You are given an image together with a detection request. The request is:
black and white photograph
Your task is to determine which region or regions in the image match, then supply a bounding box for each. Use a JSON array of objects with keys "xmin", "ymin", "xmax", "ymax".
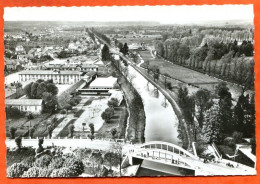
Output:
[{"xmin": 4, "ymin": 5, "xmax": 256, "ymax": 177}]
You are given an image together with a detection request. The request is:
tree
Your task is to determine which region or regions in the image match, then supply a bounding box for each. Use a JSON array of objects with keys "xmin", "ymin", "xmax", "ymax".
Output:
[
  {"xmin": 24, "ymin": 82, "xmax": 33, "ymax": 98},
  {"xmin": 47, "ymin": 125, "xmax": 53, "ymax": 139},
  {"xmin": 121, "ymin": 43, "xmax": 129, "ymax": 55},
  {"xmin": 46, "ymin": 83, "xmax": 58, "ymax": 95},
  {"xmin": 110, "ymin": 128, "xmax": 117, "ymax": 139},
  {"xmin": 108, "ymin": 98, "xmax": 119, "ymax": 107},
  {"xmin": 68, "ymin": 124, "xmax": 75, "ymax": 138},
  {"xmin": 15, "ymin": 136, "xmax": 22, "ymax": 149},
  {"xmin": 101, "ymin": 111, "xmax": 110, "ymax": 123},
  {"xmin": 110, "ymin": 142, "xmax": 123, "ymax": 176},
  {"xmin": 42, "ymin": 92, "xmax": 58, "ymax": 113},
  {"xmin": 29, "ymin": 127, "xmax": 36, "ymax": 138},
  {"xmin": 216, "ymin": 82, "xmax": 233, "ymax": 138},
  {"xmin": 89, "ymin": 123, "xmax": 95, "ymax": 140},
  {"xmin": 89, "ymin": 151, "xmax": 104, "ymax": 176},
  {"xmin": 194, "ymin": 89, "xmax": 212, "ymax": 128},
  {"xmin": 101, "ymin": 44, "xmax": 110, "ymax": 61},
  {"xmin": 9, "ymin": 126, "xmax": 17, "ymax": 139},
  {"xmin": 201, "ymin": 103, "xmax": 222, "ymax": 143},
  {"xmin": 60, "ymin": 109, "xmax": 67, "ymax": 117}
]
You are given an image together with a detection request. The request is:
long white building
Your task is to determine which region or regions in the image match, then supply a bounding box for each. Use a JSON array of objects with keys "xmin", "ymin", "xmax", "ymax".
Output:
[
  {"xmin": 5, "ymin": 99, "xmax": 43, "ymax": 114},
  {"xmin": 19, "ymin": 70, "xmax": 81, "ymax": 84}
]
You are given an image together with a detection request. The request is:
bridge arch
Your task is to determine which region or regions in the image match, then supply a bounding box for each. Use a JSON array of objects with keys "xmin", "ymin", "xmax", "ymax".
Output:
[{"xmin": 139, "ymin": 141, "xmax": 197, "ymax": 159}]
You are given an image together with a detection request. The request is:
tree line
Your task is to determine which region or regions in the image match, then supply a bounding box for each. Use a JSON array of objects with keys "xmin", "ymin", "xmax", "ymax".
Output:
[{"xmin": 155, "ymin": 35, "xmax": 254, "ymax": 90}]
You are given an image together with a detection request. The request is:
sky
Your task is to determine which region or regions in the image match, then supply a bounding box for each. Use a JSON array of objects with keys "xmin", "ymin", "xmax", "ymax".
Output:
[{"xmin": 4, "ymin": 5, "xmax": 254, "ymax": 24}]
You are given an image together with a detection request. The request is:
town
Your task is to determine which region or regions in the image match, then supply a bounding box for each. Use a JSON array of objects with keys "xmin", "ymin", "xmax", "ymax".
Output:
[{"xmin": 4, "ymin": 7, "xmax": 256, "ymax": 177}]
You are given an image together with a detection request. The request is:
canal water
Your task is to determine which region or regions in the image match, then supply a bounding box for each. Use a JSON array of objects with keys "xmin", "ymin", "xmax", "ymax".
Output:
[{"xmin": 128, "ymin": 66, "xmax": 180, "ymax": 145}]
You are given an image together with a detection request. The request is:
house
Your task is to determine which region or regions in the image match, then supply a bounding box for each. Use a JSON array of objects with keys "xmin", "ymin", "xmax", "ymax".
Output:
[
  {"xmin": 5, "ymin": 58, "xmax": 17, "ymax": 71},
  {"xmin": 5, "ymin": 99, "xmax": 43, "ymax": 114},
  {"xmin": 89, "ymin": 76, "xmax": 118, "ymax": 89},
  {"xmin": 15, "ymin": 45, "xmax": 25, "ymax": 54}
]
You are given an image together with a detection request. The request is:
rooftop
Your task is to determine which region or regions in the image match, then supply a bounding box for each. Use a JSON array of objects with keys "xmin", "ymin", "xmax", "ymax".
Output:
[
  {"xmin": 90, "ymin": 76, "xmax": 117, "ymax": 88},
  {"xmin": 5, "ymin": 99, "xmax": 43, "ymax": 106},
  {"xmin": 19, "ymin": 70, "xmax": 81, "ymax": 75}
]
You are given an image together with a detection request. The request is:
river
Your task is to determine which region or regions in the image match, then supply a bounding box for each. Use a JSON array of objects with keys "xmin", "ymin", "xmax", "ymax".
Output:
[{"xmin": 127, "ymin": 66, "xmax": 180, "ymax": 145}]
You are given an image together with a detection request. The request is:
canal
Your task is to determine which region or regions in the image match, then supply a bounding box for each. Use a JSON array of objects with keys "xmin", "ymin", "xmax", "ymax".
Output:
[{"xmin": 128, "ymin": 66, "xmax": 180, "ymax": 145}]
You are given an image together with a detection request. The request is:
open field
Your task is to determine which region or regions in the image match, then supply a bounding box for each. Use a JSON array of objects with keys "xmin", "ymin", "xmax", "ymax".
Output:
[
  {"xmin": 139, "ymin": 51, "xmax": 246, "ymax": 99},
  {"xmin": 117, "ymin": 35, "xmax": 161, "ymax": 46}
]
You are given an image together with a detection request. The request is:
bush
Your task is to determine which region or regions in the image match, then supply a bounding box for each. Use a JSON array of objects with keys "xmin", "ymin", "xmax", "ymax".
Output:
[
  {"xmin": 224, "ymin": 137, "xmax": 236, "ymax": 149},
  {"xmin": 7, "ymin": 163, "xmax": 28, "ymax": 177},
  {"xmin": 15, "ymin": 136, "xmax": 22, "ymax": 149},
  {"xmin": 50, "ymin": 167, "xmax": 74, "ymax": 177},
  {"xmin": 38, "ymin": 168, "xmax": 52, "ymax": 177},
  {"xmin": 63, "ymin": 157, "xmax": 84, "ymax": 176},
  {"xmin": 9, "ymin": 126, "xmax": 17, "ymax": 139},
  {"xmin": 232, "ymin": 131, "xmax": 243, "ymax": 144},
  {"xmin": 68, "ymin": 124, "xmax": 75, "ymax": 138},
  {"xmin": 34, "ymin": 154, "xmax": 52, "ymax": 168},
  {"xmin": 64, "ymin": 104, "xmax": 72, "ymax": 111},
  {"xmin": 5, "ymin": 107, "xmax": 25, "ymax": 119},
  {"xmin": 21, "ymin": 156, "xmax": 35, "ymax": 168},
  {"xmin": 48, "ymin": 157, "xmax": 64, "ymax": 169},
  {"xmin": 22, "ymin": 167, "xmax": 39, "ymax": 177}
]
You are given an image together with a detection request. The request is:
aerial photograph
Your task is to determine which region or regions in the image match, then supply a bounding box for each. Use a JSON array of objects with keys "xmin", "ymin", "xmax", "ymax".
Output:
[{"xmin": 4, "ymin": 5, "xmax": 256, "ymax": 177}]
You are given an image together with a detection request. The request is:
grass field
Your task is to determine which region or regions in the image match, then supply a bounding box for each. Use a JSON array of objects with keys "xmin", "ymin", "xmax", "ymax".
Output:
[
  {"xmin": 139, "ymin": 50, "xmax": 245, "ymax": 99},
  {"xmin": 56, "ymin": 119, "xmax": 76, "ymax": 138}
]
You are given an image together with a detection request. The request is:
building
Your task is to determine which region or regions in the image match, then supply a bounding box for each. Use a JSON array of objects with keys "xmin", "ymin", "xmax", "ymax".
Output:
[
  {"xmin": 19, "ymin": 70, "xmax": 81, "ymax": 84},
  {"xmin": 5, "ymin": 99, "xmax": 43, "ymax": 114},
  {"xmin": 5, "ymin": 59, "xmax": 17, "ymax": 71},
  {"xmin": 89, "ymin": 76, "xmax": 117, "ymax": 89},
  {"xmin": 15, "ymin": 45, "xmax": 25, "ymax": 54}
]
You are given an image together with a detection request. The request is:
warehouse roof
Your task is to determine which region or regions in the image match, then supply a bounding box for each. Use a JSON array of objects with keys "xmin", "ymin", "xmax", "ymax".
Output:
[{"xmin": 89, "ymin": 76, "xmax": 117, "ymax": 88}]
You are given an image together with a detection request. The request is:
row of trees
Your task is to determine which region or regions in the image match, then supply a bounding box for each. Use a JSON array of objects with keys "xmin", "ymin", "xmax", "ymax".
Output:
[
  {"xmin": 177, "ymin": 82, "xmax": 255, "ymax": 147},
  {"xmin": 155, "ymin": 35, "xmax": 254, "ymax": 89}
]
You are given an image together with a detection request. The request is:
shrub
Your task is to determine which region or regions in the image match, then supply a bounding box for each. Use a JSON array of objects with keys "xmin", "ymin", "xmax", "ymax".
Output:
[
  {"xmin": 63, "ymin": 157, "xmax": 84, "ymax": 176},
  {"xmin": 110, "ymin": 128, "xmax": 117, "ymax": 139},
  {"xmin": 50, "ymin": 167, "xmax": 74, "ymax": 177},
  {"xmin": 21, "ymin": 156, "xmax": 35, "ymax": 168},
  {"xmin": 5, "ymin": 107, "xmax": 25, "ymax": 119},
  {"xmin": 224, "ymin": 137, "xmax": 236, "ymax": 149},
  {"xmin": 38, "ymin": 168, "xmax": 52, "ymax": 177},
  {"xmin": 64, "ymin": 104, "xmax": 72, "ymax": 111},
  {"xmin": 7, "ymin": 163, "xmax": 28, "ymax": 177},
  {"xmin": 9, "ymin": 126, "xmax": 17, "ymax": 139},
  {"xmin": 60, "ymin": 109, "xmax": 67, "ymax": 115},
  {"xmin": 232, "ymin": 131, "xmax": 243, "ymax": 144},
  {"xmin": 22, "ymin": 167, "xmax": 39, "ymax": 177},
  {"xmin": 29, "ymin": 127, "xmax": 36, "ymax": 138},
  {"xmin": 15, "ymin": 136, "xmax": 22, "ymax": 149},
  {"xmin": 68, "ymin": 124, "xmax": 75, "ymax": 138},
  {"xmin": 48, "ymin": 157, "xmax": 64, "ymax": 169},
  {"xmin": 34, "ymin": 154, "xmax": 52, "ymax": 168}
]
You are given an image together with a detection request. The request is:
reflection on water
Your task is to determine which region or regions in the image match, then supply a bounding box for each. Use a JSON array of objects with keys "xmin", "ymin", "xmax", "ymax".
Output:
[{"xmin": 128, "ymin": 66, "xmax": 180, "ymax": 145}]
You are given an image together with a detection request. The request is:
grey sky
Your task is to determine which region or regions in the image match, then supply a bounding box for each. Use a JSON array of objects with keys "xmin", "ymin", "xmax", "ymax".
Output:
[{"xmin": 4, "ymin": 5, "xmax": 254, "ymax": 24}]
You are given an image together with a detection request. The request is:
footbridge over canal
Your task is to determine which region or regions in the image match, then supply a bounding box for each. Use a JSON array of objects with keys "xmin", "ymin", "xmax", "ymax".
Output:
[{"xmin": 125, "ymin": 141, "xmax": 256, "ymax": 176}]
